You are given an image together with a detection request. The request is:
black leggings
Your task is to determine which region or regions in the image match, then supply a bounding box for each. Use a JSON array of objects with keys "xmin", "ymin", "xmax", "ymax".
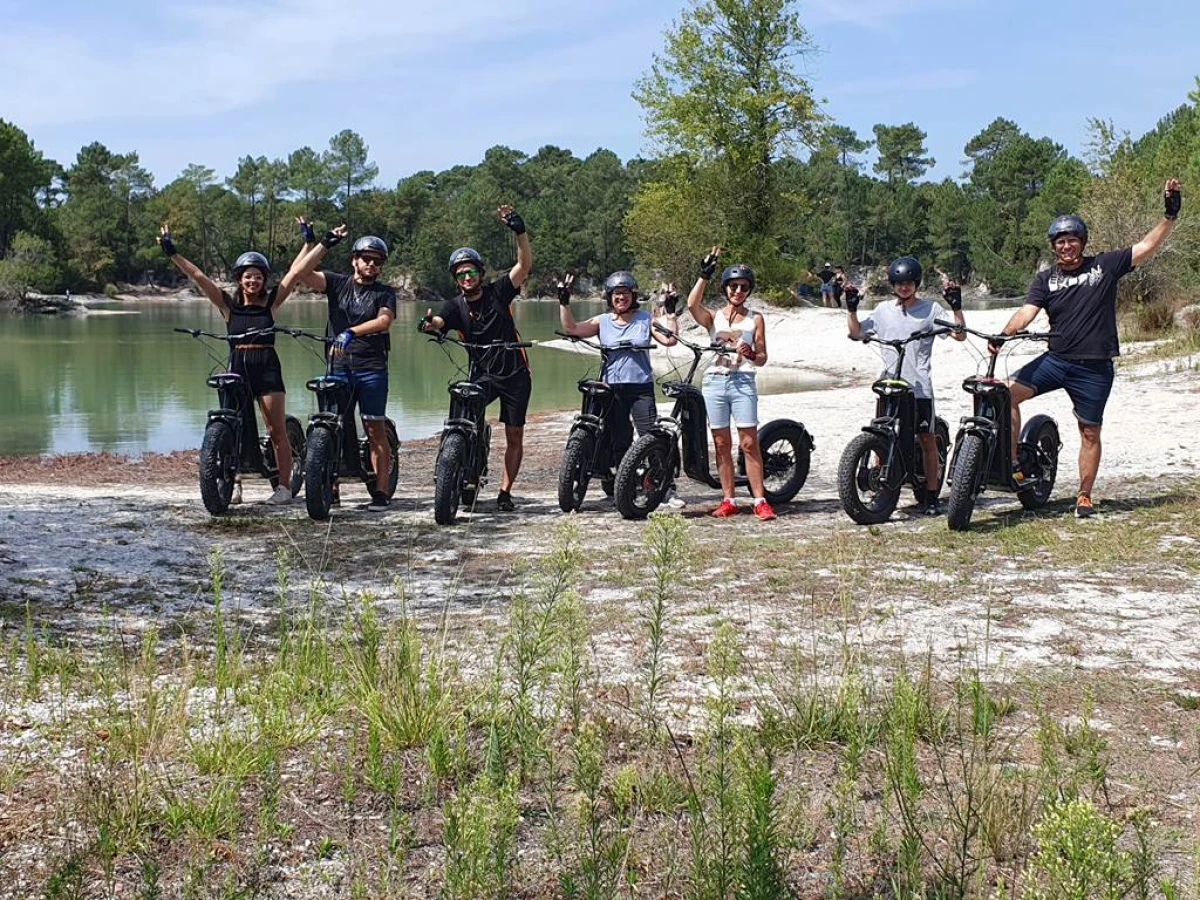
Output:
[{"xmin": 607, "ymin": 382, "xmax": 657, "ymax": 464}]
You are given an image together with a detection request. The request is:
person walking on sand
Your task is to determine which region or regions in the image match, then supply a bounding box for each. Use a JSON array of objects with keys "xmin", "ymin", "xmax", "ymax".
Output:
[
  {"xmin": 418, "ymin": 205, "xmax": 533, "ymax": 512},
  {"xmin": 991, "ymin": 179, "xmax": 1183, "ymax": 519},
  {"xmin": 686, "ymin": 247, "xmax": 777, "ymax": 520},
  {"xmin": 807, "ymin": 261, "xmax": 838, "ymax": 308},
  {"xmin": 158, "ymin": 223, "xmax": 337, "ymax": 505}
]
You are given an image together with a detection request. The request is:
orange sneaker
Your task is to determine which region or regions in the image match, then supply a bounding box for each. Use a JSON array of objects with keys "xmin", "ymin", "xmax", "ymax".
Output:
[
  {"xmin": 711, "ymin": 498, "xmax": 739, "ymax": 518},
  {"xmin": 753, "ymin": 500, "xmax": 777, "ymax": 521}
]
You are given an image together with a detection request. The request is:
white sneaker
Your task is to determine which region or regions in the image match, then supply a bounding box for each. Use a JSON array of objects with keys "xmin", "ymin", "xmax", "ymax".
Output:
[
  {"xmin": 266, "ymin": 485, "xmax": 293, "ymax": 505},
  {"xmin": 663, "ymin": 486, "xmax": 686, "ymax": 509},
  {"xmin": 230, "ymin": 482, "xmax": 243, "ymax": 505}
]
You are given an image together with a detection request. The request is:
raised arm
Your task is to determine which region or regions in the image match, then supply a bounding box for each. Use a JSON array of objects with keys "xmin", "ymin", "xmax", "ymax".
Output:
[
  {"xmin": 158, "ymin": 224, "xmax": 225, "ymax": 314},
  {"xmin": 296, "ymin": 225, "xmax": 346, "ymax": 292},
  {"xmin": 275, "ymin": 224, "xmax": 346, "ymax": 309},
  {"xmin": 940, "ymin": 279, "xmax": 968, "ymax": 342},
  {"xmin": 556, "ymin": 274, "xmax": 600, "ymax": 338},
  {"xmin": 1132, "ymin": 178, "xmax": 1182, "ymax": 267},
  {"xmin": 687, "ymin": 247, "xmax": 721, "ymax": 330},
  {"xmin": 498, "ymin": 205, "xmax": 532, "ymax": 288}
]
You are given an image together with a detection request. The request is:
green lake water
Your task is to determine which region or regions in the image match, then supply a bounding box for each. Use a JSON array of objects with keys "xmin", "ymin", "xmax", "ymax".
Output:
[
  {"xmin": 0, "ymin": 297, "xmax": 823, "ymax": 456},
  {"xmin": 0, "ymin": 299, "xmax": 617, "ymax": 456}
]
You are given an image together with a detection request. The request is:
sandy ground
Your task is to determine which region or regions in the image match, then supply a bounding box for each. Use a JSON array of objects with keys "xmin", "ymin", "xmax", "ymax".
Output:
[{"xmin": 1, "ymin": 302, "xmax": 1199, "ymax": 685}]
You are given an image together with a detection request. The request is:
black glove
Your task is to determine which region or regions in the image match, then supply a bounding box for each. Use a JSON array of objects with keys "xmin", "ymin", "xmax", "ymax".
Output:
[
  {"xmin": 663, "ymin": 290, "xmax": 679, "ymax": 315},
  {"xmin": 700, "ymin": 251, "xmax": 718, "ymax": 279},
  {"xmin": 556, "ymin": 280, "xmax": 572, "ymax": 306},
  {"xmin": 943, "ymin": 285, "xmax": 963, "ymax": 311},
  {"xmin": 844, "ymin": 286, "xmax": 860, "ymax": 313},
  {"xmin": 503, "ymin": 210, "xmax": 526, "ymax": 235},
  {"xmin": 417, "ymin": 311, "xmax": 435, "ymax": 333},
  {"xmin": 158, "ymin": 231, "xmax": 177, "ymax": 257},
  {"xmin": 1165, "ymin": 187, "xmax": 1182, "ymax": 220},
  {"xmin": 299, "ymin": 220, "xmax": 316, "ymax": 243},
  {"xmin": 987, "ymin": 337, "xmax": 1004, "ymax": 355},
  {"xmin": 320, "ymin": 230, "xmax": 342, "ymax": 248}
]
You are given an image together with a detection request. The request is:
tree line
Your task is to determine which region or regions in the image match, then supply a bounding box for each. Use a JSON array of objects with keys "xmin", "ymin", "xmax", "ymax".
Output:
[{"xmin": 1, "ymin": 0, "xmax": 1197, "ymax": 309}]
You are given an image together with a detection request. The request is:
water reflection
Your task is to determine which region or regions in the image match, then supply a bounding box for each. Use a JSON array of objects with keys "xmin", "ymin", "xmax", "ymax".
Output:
[{"xmin": 0, "ymin": 299, "xmax": 825, "ymax": 456}]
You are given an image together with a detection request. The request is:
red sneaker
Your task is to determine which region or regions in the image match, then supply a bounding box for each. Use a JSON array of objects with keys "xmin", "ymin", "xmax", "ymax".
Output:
[
  {"xmin": 711, "ymin": 498, "xmax": 739, "ymax": 518},
  {"xmin": 753, "ymin": 500, "xmax": 777, "ymax": 521}
]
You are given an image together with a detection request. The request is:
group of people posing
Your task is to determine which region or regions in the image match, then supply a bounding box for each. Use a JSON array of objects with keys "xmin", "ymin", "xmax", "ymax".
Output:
[{"xmin": 161, "ymin": 177, "xmax": 1183, "ymax": 521}]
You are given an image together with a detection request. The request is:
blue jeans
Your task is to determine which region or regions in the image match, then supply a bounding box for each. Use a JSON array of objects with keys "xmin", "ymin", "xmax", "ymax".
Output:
[
  {"xmin": 702, "ymin": 371, "xmax": 758, "ymax": 428},
  {"xmin": 332, "ymin": 366, "xmax": 389, "ymax": 419}
]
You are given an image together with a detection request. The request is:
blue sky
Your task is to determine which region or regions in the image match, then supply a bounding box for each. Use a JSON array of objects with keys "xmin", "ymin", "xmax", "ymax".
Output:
[{"xmin": 2, "ymin": 0, "xmax": 1196, "ymax": 187}]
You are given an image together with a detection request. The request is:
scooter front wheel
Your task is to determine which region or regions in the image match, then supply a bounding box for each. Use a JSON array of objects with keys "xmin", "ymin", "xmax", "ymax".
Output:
[
  {"xmin": 614, "ymin": 433, "xmax": 673, "ymax": 520},
  {"xmin": 558, "ymin": 429, "xmax": 595, "ymax": 513},
  {"xmin": 946, "ymin": 432, "xmax": 986, "ymax": 531},
  {"xmin": 199, "ymin": 420, "xmax": 237, "ymax": 515},
  {"xmin": 304, "ymin": 427, "xmax": 337, "ymax": 521},
  {"xmin": 837, "ymin": 431, "xmax": 900, "ymax": 525},
  {"xmin": 434, "ymin": 432, "xmax": 468, "ymax": 526}
]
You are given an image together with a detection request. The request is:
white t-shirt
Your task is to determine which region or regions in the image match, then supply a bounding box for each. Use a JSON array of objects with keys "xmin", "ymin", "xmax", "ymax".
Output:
[{"xmin": 858, "ymin": 297, "xmax": 950, "ymax": 399}]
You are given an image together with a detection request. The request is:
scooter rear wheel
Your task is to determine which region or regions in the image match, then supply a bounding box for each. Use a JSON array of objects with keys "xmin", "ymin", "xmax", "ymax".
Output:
[
  {"xmin": 757, "ymin": 419, "xmax": 813, "ymax": 504},
  {"xmin": 1017, "ymin": 416, "xmax": 1060, "ymax": 510}
]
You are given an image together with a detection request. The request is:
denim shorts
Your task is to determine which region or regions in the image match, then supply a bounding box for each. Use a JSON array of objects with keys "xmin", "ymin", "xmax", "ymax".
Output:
[
  {"xmin": 1012, "ymin": 353, "xmax": 1114, "ymax": 426},
  {"xmin": 702, "ymin": 370, "xmax": 758, "ymax": 428},
  {"xmin": 332, "ymin": 366, "xmax": 389, "ymax": 419}
]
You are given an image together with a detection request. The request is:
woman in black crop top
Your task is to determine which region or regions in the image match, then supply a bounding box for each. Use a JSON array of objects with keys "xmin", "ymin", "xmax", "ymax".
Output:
[{"xmin": 158, "ymin": 224, "xmax": 341, "ymax": 504}]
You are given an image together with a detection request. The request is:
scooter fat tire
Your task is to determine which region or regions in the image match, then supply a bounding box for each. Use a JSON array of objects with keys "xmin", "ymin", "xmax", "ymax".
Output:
[
  {"xmin": 837, "ymin": 431, "xmax": 900, "ymax": 525},
  {"xmin": 757, "ymin": 419, "xmax": 812, "ymax": 504},
  {"xmin": 199, "ymin": 420, "xmax": 238, "ymax": 515},
  {"xmin": 614, "ymin": 433, "xmax": 672, "ymax": 520},
  {"xmin": 947, "ymin": 432, "xmax": 986, "ymax": 531},
  {"xmin": 304, "ymin": 426, "xmax": 338, "ymax": 521},
  {"xmin": 434, "ymin": 432, "xmax": 468, "ymax": 526},
  {"xmin": 558, "ymin": 429, "xmax": 595, "ymax": 513},
  {"xmin": 1017, "ymin": 415, "xmax": 1060, "ymax": 511}
]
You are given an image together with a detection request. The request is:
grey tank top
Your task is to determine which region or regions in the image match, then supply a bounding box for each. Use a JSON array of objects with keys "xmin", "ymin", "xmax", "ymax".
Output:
[{"xmin": 598, "ymin": 312, "xmax": 653, "ymax": 384}]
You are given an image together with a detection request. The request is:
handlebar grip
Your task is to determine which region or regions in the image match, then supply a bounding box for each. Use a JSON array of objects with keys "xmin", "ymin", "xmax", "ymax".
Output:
[{"xmin": 513, "ymin": 342, "xmax": 534, "ymax": 349}]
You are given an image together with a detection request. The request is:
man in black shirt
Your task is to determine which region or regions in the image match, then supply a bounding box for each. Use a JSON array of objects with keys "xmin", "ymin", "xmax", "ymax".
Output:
[
  {"xmin": 420, "ymin": 205, "xmax": 533, "ymax": 511},
  {"xmin": 807, "ymin": 262, "xmax": 838, "ymax": 308},
  {"xmin": 299, "ymin": 232, "xmax": 397, "ymax": 511},
  {"xmin": 995, "ymin": 178, "xmax": 1182, "ymax": 518}
]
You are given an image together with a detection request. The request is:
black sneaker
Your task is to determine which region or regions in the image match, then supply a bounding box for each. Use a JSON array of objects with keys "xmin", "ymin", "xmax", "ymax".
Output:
[
  {"xmin": 496, "ymin": 491, "xmax": 516, "ymax": 512},
  {"xmin": 367, "ymin": 492, "xmax": 390, "ymax": 512},
  {"xmin": 922, "ymin": 500, "xmax": 941, "ymax": 517}
]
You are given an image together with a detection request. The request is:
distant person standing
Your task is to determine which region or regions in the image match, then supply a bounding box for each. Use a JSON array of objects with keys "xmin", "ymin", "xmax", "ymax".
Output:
[
  {"xmin": 807, "ymin": 262, "xmax": 838, "ymax": 308},
  {"xmin": 832, "ymin": 266, "xmax": 846, "ymax": 308}
]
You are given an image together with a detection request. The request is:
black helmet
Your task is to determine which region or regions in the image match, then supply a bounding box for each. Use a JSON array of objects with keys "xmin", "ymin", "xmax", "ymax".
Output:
[
  {"xmin": 1047, "ymin": 214, "xmax": 1088, "ymax": 245},
  {"xmin": 887, "ymin": 256, "xmax": 923, "ymax": 286},
  {"xmin": 352, "ymin": 235, "xmax": 389, "ymax": 260},
  {"xmin": 720, "ymin": 264, "xmax": 755, "ymax": 294},
  {"xmin": 448, "ymin": 247, "xmax": 485, "ymax": 274},
  {"xmin": 603, "ymin": 271, "xmax": 639, "ymax": 308},
  {"xmin": 233, "ymin": 251, "xmax": 270, "ymax": 277}
]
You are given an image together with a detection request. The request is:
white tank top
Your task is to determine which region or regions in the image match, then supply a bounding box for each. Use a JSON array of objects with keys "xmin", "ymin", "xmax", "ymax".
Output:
[{"xmin": 707, "ymin": 307, "xmax": 759, "ymax": 375}]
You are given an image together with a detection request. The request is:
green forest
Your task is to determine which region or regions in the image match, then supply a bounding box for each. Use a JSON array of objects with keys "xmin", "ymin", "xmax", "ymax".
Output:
[{"xmin": 0, "ymin": 0, "xmax": 1197, "ymax": 307}]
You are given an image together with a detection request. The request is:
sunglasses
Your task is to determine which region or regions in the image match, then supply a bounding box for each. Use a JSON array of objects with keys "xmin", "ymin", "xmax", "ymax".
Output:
[
  {"xmin": 454, "ymin": 267, "xmax": 481, "ymax": 281},
  {"xmin": 727, "ymin": 283, "xmax": 750, "ymax": 294},
  {"xmin": 357, "ymin": 255, "xmax": 384, "ymax": 266}
]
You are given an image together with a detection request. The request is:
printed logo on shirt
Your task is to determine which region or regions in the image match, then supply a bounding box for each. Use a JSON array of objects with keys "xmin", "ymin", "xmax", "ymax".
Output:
[{"xmin": 1048, "ymin": 263, "xmax": 1104, "ymax": 293}]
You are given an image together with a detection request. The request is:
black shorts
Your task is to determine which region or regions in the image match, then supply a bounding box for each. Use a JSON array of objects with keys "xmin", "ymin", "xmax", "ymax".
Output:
[
  {"xmin": 477, "ymin": 370, "xmax": 532, "ymax": 427},
  {"xmin": 230, "ymin": 348, "xmax": 285, "ymax": 398},
  {"xmin": 915, "ymin": 398, "xmax": 935, "ymax": 434}
]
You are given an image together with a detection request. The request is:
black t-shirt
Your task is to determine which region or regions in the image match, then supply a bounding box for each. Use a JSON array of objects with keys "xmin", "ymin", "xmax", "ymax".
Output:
[
  {"xmin": 817, "ymin": 267, "xmax": 835, "ymax": 284},
  {"xmin": 438, "ymin": 274, "xmax": 528, "ymax": 378},
  {"xmin": 1027, "ymin": 248, "xmax": 1133, "ymax": 360},
  {"xmin": 222, "ymin": 288, "xmax": 278, "ymax": 347},
  {"xmin": 324, "ymin": 272, "xmax": 397, "ymax": 370}
]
